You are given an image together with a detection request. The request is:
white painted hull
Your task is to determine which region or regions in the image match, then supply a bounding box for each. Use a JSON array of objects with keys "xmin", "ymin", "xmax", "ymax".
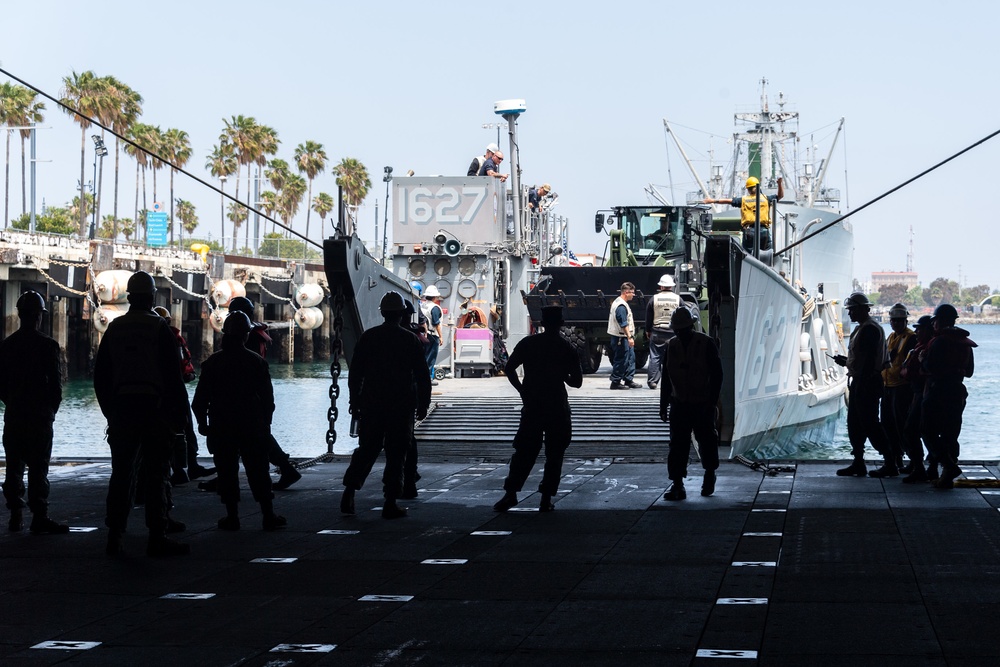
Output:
[{"xmin": 712, "ymin": 240, "xmax": 849, "ymax": 459}]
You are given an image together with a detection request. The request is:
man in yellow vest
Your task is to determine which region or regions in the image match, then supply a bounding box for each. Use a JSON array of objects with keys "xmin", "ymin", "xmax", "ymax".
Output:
[{"xmin": 705, "ymin": 176, "xmax": 783, "ymax": 254}]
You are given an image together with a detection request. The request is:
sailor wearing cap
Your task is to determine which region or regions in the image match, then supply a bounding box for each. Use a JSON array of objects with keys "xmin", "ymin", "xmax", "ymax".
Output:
[{"xmin": 832, "ymin": 292, "xmax": 893, "ymax": 478}]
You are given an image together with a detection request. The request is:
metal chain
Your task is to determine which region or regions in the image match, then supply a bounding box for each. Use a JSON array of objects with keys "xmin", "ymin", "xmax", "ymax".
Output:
[
  {"xmin": 325, "ymin": 287, "xmax": 346, "ymax": 453},
  {"xmin": 259, "ymin": 281, "xmax": 298, "ymax": 310}
]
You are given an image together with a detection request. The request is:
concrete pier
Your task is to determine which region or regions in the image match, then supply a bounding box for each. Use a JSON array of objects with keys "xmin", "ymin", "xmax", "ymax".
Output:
[{"xmin": 0, "ymin": 228, "xmax": 332, "ymax": 370}]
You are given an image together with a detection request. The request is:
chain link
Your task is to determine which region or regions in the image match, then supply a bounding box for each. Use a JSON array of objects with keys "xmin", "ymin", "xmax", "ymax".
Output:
[{"xmin": 325, "ymin": 287, "xmax": 346, "ymax": 452}]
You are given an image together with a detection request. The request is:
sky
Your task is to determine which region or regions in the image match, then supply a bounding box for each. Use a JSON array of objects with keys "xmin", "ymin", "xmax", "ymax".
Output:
[{"xmin": 3, "ymin": 0, "xmax": 1000, "ymax": 291}]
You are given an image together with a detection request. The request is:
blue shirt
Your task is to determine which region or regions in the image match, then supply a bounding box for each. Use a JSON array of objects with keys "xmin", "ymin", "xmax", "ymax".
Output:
[{"xmin": 478, "ymin": 157, "xmax": 500, "ymax": 176}]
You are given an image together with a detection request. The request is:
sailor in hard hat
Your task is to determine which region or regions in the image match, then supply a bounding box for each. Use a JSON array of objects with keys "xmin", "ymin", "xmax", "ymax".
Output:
[
  {"xmin": 644, "ymin": 274, "xmax": 682, "ymax": 390},
  {"xmin": 832, "ymin": 291, "xmax": 893, "ymax": 478},
  {"xmin": 881, "ymin": 303, "xmax": 917, "ymax": 475},
  {"xmin": 421, "ymin": 285, "xmax": 444, "ymax": 385},
  {"xmin": 704, "ymin": 175, "xmax": 783, "ymax": 255},
  {"xmin": 94, "ymin": 271, "xmax": 191, "ymax": 556},
  {"xmin": 340, "ymin": 291, "xmax": 431, "ymax": 519},
  {"xmin": 192, "ymin": 311, "xmax": 286, "ymax": 531},
  {"xmin": 0, "ymin": 291, "xmax": 69, "ymax": 535},
  {"xmin": 921, "ymin": 303, "xmax": 977, "ymax": 489},
  {"xmin": 660, "ymin": 306, "xmax": 723, "ymax": 500},
  {"xmin": 467, "ymin": 142, "xmax": 500, "ymax": 177}
]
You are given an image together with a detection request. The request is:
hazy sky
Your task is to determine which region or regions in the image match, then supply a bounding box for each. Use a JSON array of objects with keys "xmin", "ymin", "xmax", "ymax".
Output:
[{"xmin": 3, "ymin": 0, "xmax": 999, "ymax": 291}]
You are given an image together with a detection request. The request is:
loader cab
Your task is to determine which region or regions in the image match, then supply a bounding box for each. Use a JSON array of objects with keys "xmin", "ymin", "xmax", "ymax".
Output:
[{"xmin": 617, "ymin": 206, "xmax": 687, "ymax": 264}]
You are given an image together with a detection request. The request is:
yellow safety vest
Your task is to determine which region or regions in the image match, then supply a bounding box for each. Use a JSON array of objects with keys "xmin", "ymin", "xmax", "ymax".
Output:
[{"xmin": 740, "ymin": 191, "xmax": 771, "ymax": 228}]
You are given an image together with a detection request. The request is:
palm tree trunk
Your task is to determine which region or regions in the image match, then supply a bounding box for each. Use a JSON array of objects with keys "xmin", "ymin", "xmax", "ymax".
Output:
[
  {"xmin": 133, "ymin": 161, "xmax": 140, "ymax": 242},
  {"xmin": 169, "ymin": 168, "xmax": 175, "ymax": 246},
  {"xmin": 20, "ymin": 133, "xmax": 27, "ymax": 216},
  {"xmin": 113, "ymin": 138, "xmax": 121, "ymax": 239},
  {"xmin": 305, "ymin": 179, "xmax": 313, "ymax": 245},
  {"xmin": 79, "ymin": 127, "xmax": 87, "ymax": 235},
  {"xmin": 4, "ymin": 132, "xmax": 10, "ymax": 228},
  {"xmin": 141, "ymin": 165, "xmax": 148, "ymax": 245}
]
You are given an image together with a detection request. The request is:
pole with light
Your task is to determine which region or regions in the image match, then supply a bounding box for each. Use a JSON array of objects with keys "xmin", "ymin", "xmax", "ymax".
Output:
[
  {"xmin": 88, "ymin": 135, "xmax": 108, "ymax": 239},
  {"xmin": 219, "ymin": 174, "xmax": 227, "ymax": 246},
  {"xmin": 381, "ymin": 166, "xmax": 392, "ymax": 263}
]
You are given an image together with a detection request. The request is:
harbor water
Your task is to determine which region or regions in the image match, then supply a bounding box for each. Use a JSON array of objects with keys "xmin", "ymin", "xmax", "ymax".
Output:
[{"xmin": 3, "ymin": 325, "xmax": 998, "ymax": 462}]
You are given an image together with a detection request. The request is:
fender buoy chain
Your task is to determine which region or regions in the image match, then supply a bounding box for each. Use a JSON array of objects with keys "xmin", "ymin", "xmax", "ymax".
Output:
[{"xmin": 325, "ymin": 287, "xmax": 346, "ymax": 452}]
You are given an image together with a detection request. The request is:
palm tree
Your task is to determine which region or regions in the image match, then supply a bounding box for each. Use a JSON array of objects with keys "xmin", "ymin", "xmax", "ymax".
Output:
[
  {"xmin": 220, "ymin": 115, "xmax": 257, "ymax": 211},
  {"xmin": 124, "ymin": 123, "xmax": 159, "ymax": 242},
  {"xmin": 227, "ymin": 202, "xmax": 248, "ymax": 253},
  {"xmin": 161, "ymin": 128, "xmax": 192, "ymax": 246},
  {"xmin": 176, "ymin": 198, "xmax": 198, "ymax": 239},
  {"xmin": 312, "ymin": 192, "xmax": 335, "ymax": 238},
  {"xmin": 334, "ymin": 157, "xmax": 372, "ymax": 234},
  {"xmin": 279, "ymin": 173, "xmax": 307, "ymax": 231},
  {"xmin": 248, "ymin": 124, "xmax": 279, "ymax": 248},
  {"xmin": 60, "ymin": 70, "xmax": 107, "ymax": 235},
  {"xmin": 0, "ymin": 82, "xmax": 15, "ymax": 227},
  {"xmin": 101, "ymin": 76, "xmax": 142, "ymax": 236},
  {"xmin": 2, "ymin": 85, "xmax": 45, "ymax": 219},
  {"xmin": 265, "ymin": 158, "xmax": 290, "ymax": 234},
  {"xmin": 119, "ymin": 217, "xmax": 135, "ymax": 242},
  {"xmin": 147, "ymin": 126, "xmax": 165, "ymax": 205},
  {"xmin": 206, "ymin": 142, "xmax": 237, "ymax": 242},
  {"xmin": 294, "ymin": 140, "xmax": 327, "ymax": 244}
]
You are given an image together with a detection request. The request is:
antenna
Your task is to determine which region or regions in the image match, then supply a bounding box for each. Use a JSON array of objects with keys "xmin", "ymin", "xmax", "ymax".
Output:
[{"xmin": 906, "ymin": 225, "xmax": 914, "ymax": 272}]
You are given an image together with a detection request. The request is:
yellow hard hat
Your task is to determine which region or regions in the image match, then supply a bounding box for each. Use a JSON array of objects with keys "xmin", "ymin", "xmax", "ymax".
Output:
[{"xmin": 746, "ymin": 176, "xmax": 760, "ymax": 189}]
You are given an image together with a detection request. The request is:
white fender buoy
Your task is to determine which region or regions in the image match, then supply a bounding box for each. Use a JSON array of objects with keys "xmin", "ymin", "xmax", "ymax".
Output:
[
  {"xmin": 211, "ymin": 279, "xmax": 246, "ymax": 308},
  {"xmin": 94, "ymin": 270, "xmax": 134, "ymax": 304},
  {"xmin": 294, "ymin": 306, "xmax": 324, "ymax": 331},
  {"xmin": 209, "ymin": 307, "xmax": 229, "ymax": 333},
  {"xmin": 295, "ymin": 283, "xmax": 324, "ymax": 308},
  {"xmin": 94, "ymin": 304, "xmax": 127, "ymax": 333}
]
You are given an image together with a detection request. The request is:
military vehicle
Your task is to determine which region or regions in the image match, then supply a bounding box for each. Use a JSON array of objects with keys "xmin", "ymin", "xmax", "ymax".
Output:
[{"xmin": 523, "ymin": 204, "xmax": 712, "ymax": 372}]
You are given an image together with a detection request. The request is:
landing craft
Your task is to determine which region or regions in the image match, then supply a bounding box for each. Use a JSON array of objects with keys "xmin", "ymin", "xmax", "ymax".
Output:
[{"xmin": 323, "ymin": 99, "xmax": 568, "ymax": 379}]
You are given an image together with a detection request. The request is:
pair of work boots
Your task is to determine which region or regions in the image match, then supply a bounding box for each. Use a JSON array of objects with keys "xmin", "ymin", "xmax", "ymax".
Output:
[
  {"xmin": 492, "ymin": 491, "xmax": 555, "ymax": 512},
  {"xmin": 663, "ymin": 471, "xmax": 716, "ymax": 501},
  {"xmin": 106, "ymin": 528, "xmax": 190, "ymax": 557},
  {"xmin": 8, "ymin": 510, "xmax": 69, "ymax": 534},
  {"xmin": 339, "ymin": 488, "xmax": 408, "ymax": 519}
]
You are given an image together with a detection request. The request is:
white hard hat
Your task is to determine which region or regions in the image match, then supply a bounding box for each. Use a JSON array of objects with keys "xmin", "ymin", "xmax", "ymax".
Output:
[
  {"xmin": 486, "ymin": 142, "xmax": 499, "ymax": 154},
  {"xmin": 424, "ymin": 285, "xmax": 441, "ymax": 298},
  {"xmin": 657, "ymin": 274, "xmax": 675, "ymax": 288}
]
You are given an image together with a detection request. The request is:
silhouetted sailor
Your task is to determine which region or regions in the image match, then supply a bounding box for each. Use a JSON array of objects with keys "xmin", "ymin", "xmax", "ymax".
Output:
[
  {"xmin": 153, "ymin": 305, "xmax": 214, "ymax": 485},
  {"xmin": 881, "ymin": 303, "xmax": 917, "ymax": 472},
  {"xmin": 0, "ymin": 291, "xmax": 68, "ymax": 534},
  {"xmin": 192, "ymin": 311, "xmax": 285, "ymax": 530},
  {"xmin": 493, "ymin": 305, "xmax": 583, "ymax": 512},
  {"xmin": 660, "ymin": 307, "xmax": 723, "ymax": 501},
  {"xmin": 899, "ymin": 315, "xmax": 935, "ymax": 483},
  {"xmin": 401, "ymin": 300, "xmax": 427, "ymax": 499},
  {"xmin": 228, "ymin": 296, "xmax": 302, "ymax": 490},
  {"xmin": 833, "ymin": 292, "xmax": 892, "ymax": 478},
  {"xmin": 340, "ymin": 291, "xmax": 431, "ymax": 519},
  {"xmin": 94, "ymin": 271, "xmax": 190, "ymax": 557},
  {"xmin": 921, "ymin": 303, "xmax": 977, "ymax": 489}
]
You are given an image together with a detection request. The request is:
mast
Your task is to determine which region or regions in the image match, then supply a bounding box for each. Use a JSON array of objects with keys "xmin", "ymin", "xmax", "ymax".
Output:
[{"xmin": 663, "ymin": 119, "xmax": 711, "ymax": 200}]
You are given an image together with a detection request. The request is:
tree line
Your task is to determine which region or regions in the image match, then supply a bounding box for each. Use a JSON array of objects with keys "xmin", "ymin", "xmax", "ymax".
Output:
[
  {"xmin": 869, "ymin": 277, "xmax": 998, "ymax": 312},
  {"xmin": 1, "ymin": 71, "xmax": 372, "ymax": 254}
]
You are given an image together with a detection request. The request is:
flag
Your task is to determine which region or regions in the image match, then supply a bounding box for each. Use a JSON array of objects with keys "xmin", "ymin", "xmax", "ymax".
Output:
[{"xmin": 562, "ymin": 236, "xmax": 581, "ymax": 267}]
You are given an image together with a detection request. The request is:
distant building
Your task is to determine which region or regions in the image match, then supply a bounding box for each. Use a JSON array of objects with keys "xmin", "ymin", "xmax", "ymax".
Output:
[{"xmin": 871, "ymin": 271, "xmax": 918, "ymax": 290}]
